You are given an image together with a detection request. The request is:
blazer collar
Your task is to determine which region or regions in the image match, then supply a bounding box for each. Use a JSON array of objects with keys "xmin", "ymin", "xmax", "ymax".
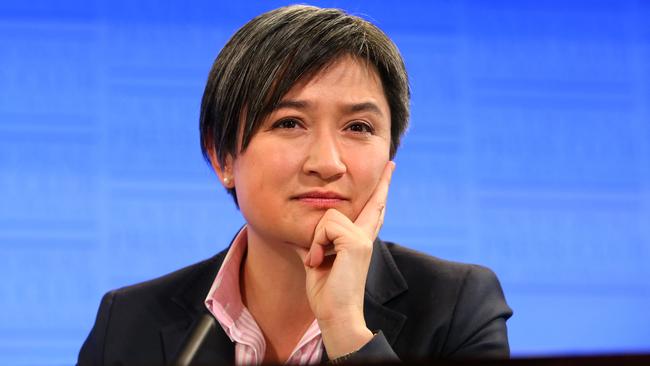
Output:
[
  {"xmin": 160, "ymin": 238, "xmax": 409, "ymax": 364},
  {"xmin": 161, "ymin": 250, "xmax": 234, "ymax": 365},
  {"xmin": 363, "ymin": 239, "xmax": 409, "ymax": 345}
]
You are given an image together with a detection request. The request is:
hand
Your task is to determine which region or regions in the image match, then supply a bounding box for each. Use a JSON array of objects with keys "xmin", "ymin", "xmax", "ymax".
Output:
[{"xmin": 298, "ymin": 161, "xmax": 395, "ymax": 358}]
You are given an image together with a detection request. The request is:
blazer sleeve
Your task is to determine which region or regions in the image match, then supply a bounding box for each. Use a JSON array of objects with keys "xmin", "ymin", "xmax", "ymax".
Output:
[
  {"xmin": 337, "ymin": 264, "xmax": 511, "ymax": 363},
  {"xmin": 78, "ymin": 291, "xmax": 117, "ymax": 366},
  {"xmin": 443, "ymin": 265, "xmax": 512, "ymax": 359},
  {"xmin": 339, "ymin": 331, "xmax": 400, "ymax": 363}
]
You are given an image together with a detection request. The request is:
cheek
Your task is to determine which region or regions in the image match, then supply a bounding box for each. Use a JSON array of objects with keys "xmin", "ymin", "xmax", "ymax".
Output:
[
  {"xmin": 348, "ymin": 148, "xmax": 389, "ymax": 215},
  {"xmin": 255, "ymin": 145, "xmax": 304, "ymax": 188},
  {"xmin": 358, "ymin": 159, "xmax": 385, "ymax": 185},
  {"xmin": 234, "ymin": 142, "xmax": 302, "ymax": 205}
]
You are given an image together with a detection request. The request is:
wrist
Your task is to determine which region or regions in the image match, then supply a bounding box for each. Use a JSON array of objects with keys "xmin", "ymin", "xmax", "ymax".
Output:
[
  {"xmin": 327, "ymin": 332, "xmax": 377, "ymax": 364},
  {"xmin": 319, "ymin": 317, "xmax": 374, "ymax": 359}
]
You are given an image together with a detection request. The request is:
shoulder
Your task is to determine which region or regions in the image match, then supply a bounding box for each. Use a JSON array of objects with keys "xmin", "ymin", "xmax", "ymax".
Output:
[
  {"xmin": 382, "ymin": 241, "xmax": 500, "ymax": 294},
  {"xmin": 78, "ymin": 251, "xmax": 228, "ymax": 364},
  {"xmin": 99, "ymin": 250, "xmax": 227, "ymax": 324},
  {"xmin": 112, "ymin": 253, "xmax": 223, "ymax": 297},
  {"xmin": 377, "ymin": 241, "xmax": 512, "ymax": 359}
]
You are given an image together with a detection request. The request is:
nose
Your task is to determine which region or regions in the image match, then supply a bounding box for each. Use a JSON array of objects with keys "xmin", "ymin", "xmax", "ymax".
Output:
[{"xmin": 302, "ymin": 130, "xmax": 347, "ymax": 181}]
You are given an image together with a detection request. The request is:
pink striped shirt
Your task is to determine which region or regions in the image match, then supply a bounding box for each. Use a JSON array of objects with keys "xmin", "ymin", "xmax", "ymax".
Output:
[{"xmin": 204, "ymin": 227, "xmax": 323, "ymax": 365}]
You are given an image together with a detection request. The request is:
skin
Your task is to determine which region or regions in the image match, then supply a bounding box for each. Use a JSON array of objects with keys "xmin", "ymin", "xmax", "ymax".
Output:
[{"xmin": 209, "ymin": 55, "xmax": 395, "ymax": 362}]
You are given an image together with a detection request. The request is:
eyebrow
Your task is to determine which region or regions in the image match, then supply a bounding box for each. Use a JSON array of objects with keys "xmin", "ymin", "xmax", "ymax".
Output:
[
  {"xmin": 275, "ymin": 99, "xmax": 309, "ymax": 110},
  {"xmin": 274, "ymin": 99, "xmax": 385, "ymax": 117}
]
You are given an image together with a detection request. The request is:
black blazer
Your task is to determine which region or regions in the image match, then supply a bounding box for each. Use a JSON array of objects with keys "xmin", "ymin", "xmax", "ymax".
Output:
[{"xmin": 78, "ymin": 240, "xmax": 512, "ymax": 365}]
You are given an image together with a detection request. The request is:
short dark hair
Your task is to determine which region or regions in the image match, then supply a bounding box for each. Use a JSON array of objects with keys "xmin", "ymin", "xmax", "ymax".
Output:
[{"xmin": 200, "ymin": 5, "xmax": 410, "ymax": 204}]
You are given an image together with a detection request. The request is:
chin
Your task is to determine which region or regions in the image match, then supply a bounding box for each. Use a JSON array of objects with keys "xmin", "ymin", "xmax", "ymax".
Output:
[{"xmin": 279, "ymin": 217, "xmax": 321, "ymax": 248}]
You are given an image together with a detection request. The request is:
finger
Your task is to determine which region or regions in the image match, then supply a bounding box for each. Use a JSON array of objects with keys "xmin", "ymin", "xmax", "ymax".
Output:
[
  {"xmin": 309, "ymin": 236, "xmax": 324, "ymax": 268},
  {"xmin": 354, "ymin": 161, "xmax": 395, "ymax": 239},
  {"xmin": 374, "ymin": 204, "xmax": 386, "ymax": 238},
  {"xmin": 310, "ymin": 220, "xmax": 347, "ymax": 268},
  {"xmin": 309, "ymin": 210, "xmax": 326, "ymax": 267},
  {"xmin": 307, "ymin": 211, "xmax": 329, "ymax": 268},
  {"xmin": 308, "ymin": 211, "xmax": 349, "ymax": 267},
  {"xmin": 295, "ymin": 246, "xmax": 310, "ymax": 266}
]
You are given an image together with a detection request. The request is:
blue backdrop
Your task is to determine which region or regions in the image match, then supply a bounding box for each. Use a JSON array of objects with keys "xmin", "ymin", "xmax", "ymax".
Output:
[{"xmin": 1, "ymin": 1, "xmax": 649, "ymax": 364}]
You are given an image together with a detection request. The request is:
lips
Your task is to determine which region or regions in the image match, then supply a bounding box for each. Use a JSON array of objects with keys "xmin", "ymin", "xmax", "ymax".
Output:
[
  {"xmin": 293, "ymin": 191, "xmax": 346, "ymax": 200},
  {"xmin": 292, "ymin": 191, "xmax": 348, "ymax": 209}
]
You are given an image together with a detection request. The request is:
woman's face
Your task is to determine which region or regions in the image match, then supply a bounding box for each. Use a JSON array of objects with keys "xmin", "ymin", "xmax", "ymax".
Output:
[{"xmin": 228, "ymin": 56, "xmax": 391, "ymax": 249}]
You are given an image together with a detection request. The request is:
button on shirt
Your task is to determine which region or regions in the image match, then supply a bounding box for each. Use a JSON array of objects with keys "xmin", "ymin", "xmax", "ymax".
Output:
[{"xmin": 204, "ymin": 227, "xmax": 324, "ymax": 365}]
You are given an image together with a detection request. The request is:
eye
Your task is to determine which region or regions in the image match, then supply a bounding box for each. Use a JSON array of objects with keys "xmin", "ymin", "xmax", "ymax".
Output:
[
  {"xmin": 272, "ymin": 118, "xmax": 301, "ymax": 129},
  {"xmin": 346, "ymin": 121, "xmax": 374, "ymax": 134}
]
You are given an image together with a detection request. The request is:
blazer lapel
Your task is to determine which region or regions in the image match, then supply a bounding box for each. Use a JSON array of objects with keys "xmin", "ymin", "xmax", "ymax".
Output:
[
  {"xmin": 160, "ymin": 250, "xmax": 235, "ymax": 365},
  {"xmin": 363, "ymin": 239, "xmax": 408, "ymax": 346}
]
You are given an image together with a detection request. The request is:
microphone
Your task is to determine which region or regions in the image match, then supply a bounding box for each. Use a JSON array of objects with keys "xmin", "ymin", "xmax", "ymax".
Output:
[{"xmin": 172, "ymin": 313, "xmax": 217, "ymax": 366}]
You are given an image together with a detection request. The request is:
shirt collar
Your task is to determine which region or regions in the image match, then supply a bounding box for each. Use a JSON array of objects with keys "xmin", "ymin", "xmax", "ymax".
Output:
[{"xmin": 204, "ymin": 226, "xmax": 249, "ymax": 334}]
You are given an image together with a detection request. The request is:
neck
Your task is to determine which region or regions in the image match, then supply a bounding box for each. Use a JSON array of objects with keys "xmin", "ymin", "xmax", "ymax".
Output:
[
  {"xmin": 241, "ymin": 226, "xmax": 313, "ymax": 320},
  {"xmin": 240, "ymin": 227, "xmax": 316, "ymax": 363}
]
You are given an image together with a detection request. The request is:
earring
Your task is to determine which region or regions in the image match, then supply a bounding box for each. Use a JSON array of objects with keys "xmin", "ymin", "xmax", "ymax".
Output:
[{"xmin": 223, "ymin": 177, "xmax": 231, "ymax": 185}]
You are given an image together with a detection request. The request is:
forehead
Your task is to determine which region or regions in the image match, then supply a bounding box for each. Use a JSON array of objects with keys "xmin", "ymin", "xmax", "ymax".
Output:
[{"xmin": 279, "ymin": 55, "xmax": 387, "ymax": 106}]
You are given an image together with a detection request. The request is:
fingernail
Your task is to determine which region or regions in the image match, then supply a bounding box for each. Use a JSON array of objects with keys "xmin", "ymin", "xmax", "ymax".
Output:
[
  {"xmin": 309, "ymin": 252, "xmax": 316, "ymax": 267},
  {"xmin": 304, "ymin": 252, "xmax": 312, "ymax": 267}
]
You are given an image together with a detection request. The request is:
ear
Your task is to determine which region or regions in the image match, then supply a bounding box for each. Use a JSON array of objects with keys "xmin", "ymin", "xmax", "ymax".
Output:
[{"xmin": 207, "ymin": 147, "xmax": 235, "ymax": 189}]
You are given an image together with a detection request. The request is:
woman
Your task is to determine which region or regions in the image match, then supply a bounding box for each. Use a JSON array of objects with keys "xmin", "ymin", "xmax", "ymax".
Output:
[{"xmin": 78, "ymin": 5, "xmax": 511, "ymax": 365}]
